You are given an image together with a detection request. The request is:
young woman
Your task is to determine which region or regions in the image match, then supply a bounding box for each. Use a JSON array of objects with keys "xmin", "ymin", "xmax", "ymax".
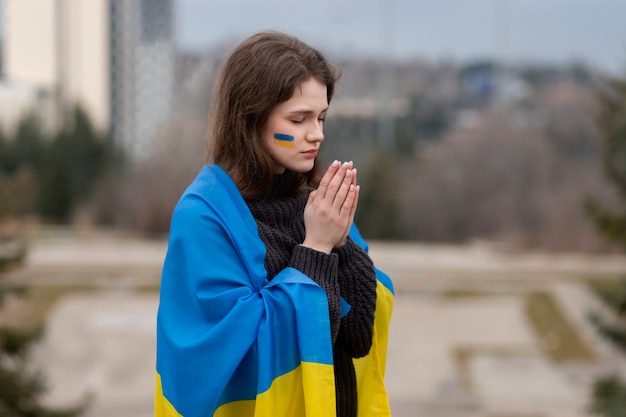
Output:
[{"xmin": 155, "ymin": 30, "xmax": 394, "ymax": 417}]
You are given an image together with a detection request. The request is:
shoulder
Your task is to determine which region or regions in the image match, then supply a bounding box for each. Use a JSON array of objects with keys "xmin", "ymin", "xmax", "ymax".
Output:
[
  {"xmin": 177, "ymin": 164, "xmax": 240, "ymax": 205},
  {"xmin": 172, "ymin": 165, "xmax": 242, "ymax": 224},
  {"xmin": 170, "ymin": 165, "xmax": 262, "ymax": 246}
]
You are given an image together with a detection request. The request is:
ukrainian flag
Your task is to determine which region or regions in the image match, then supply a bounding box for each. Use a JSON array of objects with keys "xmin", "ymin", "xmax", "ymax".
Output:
[{"xmin": 155, "ymin": 165, "xmax": 394, "ymax": 417}]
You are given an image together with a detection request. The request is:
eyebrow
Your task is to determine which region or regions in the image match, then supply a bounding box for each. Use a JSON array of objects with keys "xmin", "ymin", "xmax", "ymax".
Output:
[{"xmin": 287, "ymin": 107, "xmax": 329, "ymax": 116}]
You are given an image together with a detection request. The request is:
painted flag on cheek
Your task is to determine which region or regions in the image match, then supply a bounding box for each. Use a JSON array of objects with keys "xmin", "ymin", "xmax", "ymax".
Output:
[
  {"xmin": 154, "ymin": 165, "xmax": 394, "ymax": 417},
  {"xmin": 273, "ymin": 132, "xmax": 295, "ymax": 148}
]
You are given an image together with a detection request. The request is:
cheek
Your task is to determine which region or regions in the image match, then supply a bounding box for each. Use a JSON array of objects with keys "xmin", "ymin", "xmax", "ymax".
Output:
[{"xmin": 271, "ymin": 132, "xmax": 295, "ymax": 149}]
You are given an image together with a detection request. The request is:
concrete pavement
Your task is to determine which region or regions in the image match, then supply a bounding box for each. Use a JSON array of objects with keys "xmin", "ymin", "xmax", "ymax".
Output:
[{"xmin": 5, "ymin": 231, "xmax": 626, "ymax": 417}]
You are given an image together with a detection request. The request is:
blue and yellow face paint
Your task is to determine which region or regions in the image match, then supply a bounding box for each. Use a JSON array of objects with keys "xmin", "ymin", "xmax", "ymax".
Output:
[{"xmin": 273, "ymin": 133, "xmax": 295, "ymax": 148}]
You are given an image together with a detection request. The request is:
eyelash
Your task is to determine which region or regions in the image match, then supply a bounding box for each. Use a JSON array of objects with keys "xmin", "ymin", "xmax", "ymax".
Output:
[{"xmin": 291, "ymin": 118, "xmax": 326, "ymax": 124}]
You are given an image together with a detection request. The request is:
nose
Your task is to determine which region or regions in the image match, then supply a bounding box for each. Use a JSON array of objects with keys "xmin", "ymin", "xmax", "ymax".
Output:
[{"xmin": 306, "ymin": 121, "xmax": 324, "ymax": 143}]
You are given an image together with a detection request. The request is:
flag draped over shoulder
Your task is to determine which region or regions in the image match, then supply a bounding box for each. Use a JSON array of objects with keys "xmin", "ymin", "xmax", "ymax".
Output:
[{"xmin": 155, "ymin": 164, "xmax": 395, "ymax": 417}]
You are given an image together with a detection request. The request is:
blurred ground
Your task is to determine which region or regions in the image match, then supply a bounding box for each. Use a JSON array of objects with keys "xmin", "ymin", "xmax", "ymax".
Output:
[{"xmin": 4, "ymin": 229, "xmax": 626, "ymax": 417}]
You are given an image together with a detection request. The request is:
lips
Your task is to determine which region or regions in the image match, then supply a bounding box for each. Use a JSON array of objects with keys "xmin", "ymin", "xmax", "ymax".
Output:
[{"xmin": 302, "ymin": 149, "xmax": 318, "ymax": 157}]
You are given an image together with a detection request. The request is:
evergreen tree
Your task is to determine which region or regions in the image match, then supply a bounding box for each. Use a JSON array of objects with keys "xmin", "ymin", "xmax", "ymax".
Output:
[
  {"xmin": 584, "ymin": 73, "xmax": 626, "ymax": 415},
  {"xmin": 12, "ymin": 114, "xmax": 47, "ymax": 179},
  {"xmin": 39, "ymin": 105, "xmax": 116, "ymax": 223},
  {"xmin": 0, "ymin": 104, "xmax": 123, "ymax": 224},
  {"xmin": 0, "ymin": 284, "xmax": 86, "ymax": 417},
  {"xmin": 0, "ymin": 114, "xmax": 47, "ymax": 176},
  {"xmin": 0, "ymin": 125, "xmax": 7, "ymax": 171},
  {"xmin": 0, "ymin": 115, "xmax": 46, "ymax": 219},
  {"xmin": 585, "ymin": 76, "xmax": 626, "ymax": 249},
  {"xmin": 587, "ymin": 285, "xmax": 626, "ymax": 416}
]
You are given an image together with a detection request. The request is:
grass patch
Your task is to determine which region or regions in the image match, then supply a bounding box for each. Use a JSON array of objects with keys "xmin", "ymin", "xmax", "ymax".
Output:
[
  {"xmin": 0, "ymin": 239, "xmax": 27, "ymax": 273},
  {"xmin": 136, "ymin": 284, "xmax": 161, "ymax": 294},
  {"xmin": 453, "ymin": 345, "xmax": 535, "ymax": 393},
  {"xmin": 453, "ymin": 346, "xmax": 481, "ymax": 393},
  {"xmin": 2, "ymin": 283, "xmax": 161, "ymax": 332},
  {"xmin": 441, "ymin": 288, "xmax": 489, "ymax": 299},
  {"xmin": 441, "ymin": 287, "xmax": 519, "ymax": 300},
  {"xmin": 524, "ymin": 291, "xmax": 595, "ymax": 363},
  {"xmin": 2, "ymin": 286, "xmax": 84, "ymax": 331},
  {"xmin": 587, "ymin": 275, "xmax": 626, "ymax": 313},
  {"xmin": 486, "ymin": 415, "xmax": 546, "ymax": 417}
]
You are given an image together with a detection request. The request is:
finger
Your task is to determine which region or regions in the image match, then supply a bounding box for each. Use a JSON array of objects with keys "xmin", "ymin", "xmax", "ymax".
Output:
[
  {"xmin": 326, "ymin": 161, "xmax": 351, "ymax": 202},
  {"xmin": 317, "ymin": 160, "xmax": 341, "ymax": 199},
  {"xmin": 307, "ymin": 189, "xmax": 317, "ymax": 204},
  {"xmin": 347, "ymin": 184, "xmax": 360, "ymax": 223},
  {"xmin": 343, "ymin": 167, "xmax": 357, "ymax": 204},
  {"xmin": 340, "ymin": 182, "xmax": 358, "ymax": 219},
  {"xmin": 335, "ymin": 182, "xmax": 358, "ymax": 249},
  {"xmin": 332, "ymin": 168, "xmax": 354, "ymax": 210}
]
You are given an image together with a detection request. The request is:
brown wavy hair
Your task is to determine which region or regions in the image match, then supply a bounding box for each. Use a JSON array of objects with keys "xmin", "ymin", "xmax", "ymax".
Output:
[{"xmin": 206, "ymin": 30, "xmax": 341, "ymax": 199}]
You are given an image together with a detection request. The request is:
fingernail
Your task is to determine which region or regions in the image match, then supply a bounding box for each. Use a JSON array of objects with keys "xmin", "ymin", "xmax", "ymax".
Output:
[
  {"xmin": 352, "ymin": 168, "xmax": 357, "ymax": 176},
  {"xmin": 346, "ymin": 169, "xmax": 352, "ymax": 178},
  {"xmin": 341, "ymin": 162, "xmax": 349, "ymax": 169},
  {"xmin": 332, "ymin": 160, "xmax": 339, "ymax": 167},
  {"xmin": 349, "ymin": 184, "xmax": 355, "ymax": 192}
]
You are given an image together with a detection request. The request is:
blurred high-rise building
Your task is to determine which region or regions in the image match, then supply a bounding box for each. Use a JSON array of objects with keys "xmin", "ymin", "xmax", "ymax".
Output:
[
  {"xmin": 109, "ymin": 0, "xmax": 175, "ymax": 155},
  {"xmin": 1, "ymin": 0, "xmax": 175, "ymax": 155}
]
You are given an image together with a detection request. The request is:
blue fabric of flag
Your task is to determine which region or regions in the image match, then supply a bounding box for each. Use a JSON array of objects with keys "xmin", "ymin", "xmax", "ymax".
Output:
[{"xmin": 155, "ymin": 164, "xmax": 393, "ymax": 417}]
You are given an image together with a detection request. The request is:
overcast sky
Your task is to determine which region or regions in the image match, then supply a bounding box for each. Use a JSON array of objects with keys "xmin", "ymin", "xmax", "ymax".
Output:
[
  {"xmin": 0, "ymin": 1, "xmax": 624, "ymax": 76},
  {"xmin": 176, "ymin": 0, "xmax": 626, "ymax": 76}
]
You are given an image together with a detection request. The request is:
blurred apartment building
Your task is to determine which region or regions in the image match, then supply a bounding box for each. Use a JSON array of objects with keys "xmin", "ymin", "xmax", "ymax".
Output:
[{"xmin": 0, "ymin": 0, "xmax": 175, "ymax": 155}]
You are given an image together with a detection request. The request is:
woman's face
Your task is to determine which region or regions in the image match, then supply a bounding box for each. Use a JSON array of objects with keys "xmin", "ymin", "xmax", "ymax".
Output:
[{"xmin": 264, "ymin": 77, "xmax": 328, "ymax": 174}]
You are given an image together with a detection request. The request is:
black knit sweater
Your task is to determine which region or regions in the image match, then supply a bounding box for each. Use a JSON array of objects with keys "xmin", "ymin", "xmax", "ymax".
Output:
[{"xmin": 245, "ymin": 175, "xmax": 378, "ymax": 417}]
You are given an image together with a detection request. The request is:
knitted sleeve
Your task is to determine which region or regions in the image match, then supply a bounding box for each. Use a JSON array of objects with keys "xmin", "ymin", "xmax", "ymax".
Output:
[
  {"xmin": 289, "ymin": 245, "xmax": 341, "ymax": 344},
  {"xmin": 333, "ymin": 236, "xmax": 377, "ymax": 358}
]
